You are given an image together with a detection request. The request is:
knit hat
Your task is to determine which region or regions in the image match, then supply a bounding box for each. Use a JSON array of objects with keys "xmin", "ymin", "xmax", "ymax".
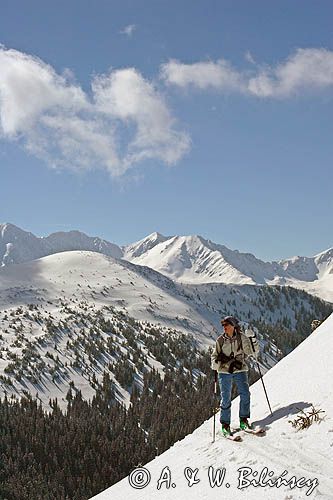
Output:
[{"xmin": 221, "ymin": 316, "xmax": 239, "ymax": 327}]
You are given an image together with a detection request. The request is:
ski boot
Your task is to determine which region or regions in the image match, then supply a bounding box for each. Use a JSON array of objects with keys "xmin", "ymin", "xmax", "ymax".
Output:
[
  {"xmin": 221, "ymin": 422, "xmax": 231, "ymax": 437},
  {"xmin": 240, "ymin": 417, "xmax": 253, "ymax": 431}
]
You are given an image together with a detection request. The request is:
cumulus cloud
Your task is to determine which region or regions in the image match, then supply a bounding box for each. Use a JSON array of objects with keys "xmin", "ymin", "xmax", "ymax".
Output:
[
  {"xmin": 160, "ymin": 58, "xmax": 245, "ymax": 92},
  {"xmin": 248, "ymin": 48, "xmax": 333, "ymax": 97},
  {"xmin": 92, "ymin": 68, "xmax": 190, "ymax": 166},
  {"xmin": 0, "ymin": 46, "xmax": 190, "ymax": 176},
  {"xmin": 161, "ymin": 48, "xmax": 333, "ymax": 98},
  {"xmin": 0, "ymin": 47, "xmax": 87, "ymax": 136}
]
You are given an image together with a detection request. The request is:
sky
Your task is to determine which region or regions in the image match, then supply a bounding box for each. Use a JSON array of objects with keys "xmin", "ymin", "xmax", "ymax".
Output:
[{"xmin": 1, "ymin": 0, "xmax": 333, "ymax": 261}]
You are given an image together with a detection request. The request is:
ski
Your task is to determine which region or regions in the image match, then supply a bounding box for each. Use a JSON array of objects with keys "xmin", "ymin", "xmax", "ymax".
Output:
[
  {"xmin": 222, "ymin": 432, "xmax": 242, "ymax": 442},
  {"xmin": 235, "ymin": 426, "xmax": 266, "ymax": 436}
]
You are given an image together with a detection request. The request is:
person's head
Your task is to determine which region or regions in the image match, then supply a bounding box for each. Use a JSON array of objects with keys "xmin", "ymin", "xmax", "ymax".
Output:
[{"xmin": 221, "ymin": 316, "xmax": 240, "ymax": 336}]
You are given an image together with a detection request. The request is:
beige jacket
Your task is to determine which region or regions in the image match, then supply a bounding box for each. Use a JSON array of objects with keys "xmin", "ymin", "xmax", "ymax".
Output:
[{"xmin": 211, "ymin": 330, "xmax": 259, "ymax": 373}]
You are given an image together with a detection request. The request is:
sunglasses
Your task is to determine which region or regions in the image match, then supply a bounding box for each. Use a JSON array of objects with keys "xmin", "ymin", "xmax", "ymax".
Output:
[{"xmin": 221, "ymin": 322, "xmax": 232, "ymax": 327}]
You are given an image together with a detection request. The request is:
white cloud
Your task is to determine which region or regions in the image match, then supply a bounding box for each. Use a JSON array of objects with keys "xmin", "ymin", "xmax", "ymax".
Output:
[
  {"xmin": 160, "ymin": 58, "xmax": 245, "ymax": 92},
  {"xmin": 26, "ymin": 115, "xmax": 122, "ymax": 174},
  {"xmin": 0, "ymin": 47, "xmax": 87, "ymax": 136},
  {"xmin": 248, "ymin": 48, "xmax": 333, "ymax": 97},
  {"xmin": 161, "ymin": 48, "xmax": 333, "ymax": 98},
  {"xmin": 92, "ymin": 68, "xmax": 191, "ymax": 167},
  {"xmin": 0, "ymin": 46, "xmax": 189, "ymax": 176},
  {"xmin": 119, "ymin": 24, "xmax": 136, "ymax": 37}
]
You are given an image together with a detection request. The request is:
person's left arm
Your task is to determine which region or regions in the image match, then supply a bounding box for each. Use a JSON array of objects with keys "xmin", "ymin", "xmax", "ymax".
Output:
[{"xmin": 241, "ymin": 329, "xmax": 259, "ymax": 358}]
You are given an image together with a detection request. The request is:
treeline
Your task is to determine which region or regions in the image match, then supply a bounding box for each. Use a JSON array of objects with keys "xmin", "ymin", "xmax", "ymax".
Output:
[
  {"xmin": 252, "ymin": 300, "xmax": 332, "ymax": 355},
  {"xmin": 0, "ymin": 289, "xmax": 331, "ymax": 499}
]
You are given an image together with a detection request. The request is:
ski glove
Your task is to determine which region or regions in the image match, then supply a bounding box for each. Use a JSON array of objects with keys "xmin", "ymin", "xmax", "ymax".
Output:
[{"xmin": 216, "ymin": 351, "xmax": 231, "ymax": 364}]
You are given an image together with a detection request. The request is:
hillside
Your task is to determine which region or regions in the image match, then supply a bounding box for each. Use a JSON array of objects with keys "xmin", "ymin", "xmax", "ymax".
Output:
[
  {"xmin": 0, "ymin": 223, "xmax": 122, "ymax": 266},
  {"xmin": 1, "ymin": 250, "xmax": 330, "ymax": 409},
  {"xmin": 91, "ymin": 313, "xmax": 333, "ymax": 500},
  {"xmin": 1, "ymin": 223, "xmax": 332, "ymax": 302},
  {"xmin": 124, "ymin": 233, "xmax": 333, "ymax": 302}
]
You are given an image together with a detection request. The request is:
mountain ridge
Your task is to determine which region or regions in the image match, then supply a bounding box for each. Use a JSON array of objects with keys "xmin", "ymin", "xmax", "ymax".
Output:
[
  {"xmin": 1, "ymin": 222, "xmax": 332, "ymax": 301},
  {"xmin": 123, "ymin": 232, "xmax": 333, "ymax": 301},
  {"xmin": 1, "ymin": 249, "xmax": 331, "ymax": 411}
]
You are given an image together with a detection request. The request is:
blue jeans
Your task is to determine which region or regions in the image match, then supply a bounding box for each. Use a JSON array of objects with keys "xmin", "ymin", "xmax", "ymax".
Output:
[{"xmin": 218, "ymin": 371, "xmax": 250, "ymax": 425}]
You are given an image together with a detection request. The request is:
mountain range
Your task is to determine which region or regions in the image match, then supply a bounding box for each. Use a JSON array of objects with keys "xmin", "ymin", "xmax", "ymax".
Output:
[
  {"xmin": 0, "ymin": 223, "xmax": 331, "ymax": 455},
  {"xmin": 1, "ymin": 223, "xmax": 332, "ymax": 302}
]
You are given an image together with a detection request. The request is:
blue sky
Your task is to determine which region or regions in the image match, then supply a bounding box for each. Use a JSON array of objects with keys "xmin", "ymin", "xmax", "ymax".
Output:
[{"xmin": 1, "ymin": 0, "xmax": 332, "ymax": 261}]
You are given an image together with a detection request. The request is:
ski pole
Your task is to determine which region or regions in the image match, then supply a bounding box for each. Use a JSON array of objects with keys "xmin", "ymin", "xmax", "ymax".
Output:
[
  {"xmin": 212, "ymin": 370, "xmax": 218, "ymax": 442},
  {"xmin": 249, "ymin": 336, "xmax": 273, "ymax": 416}
]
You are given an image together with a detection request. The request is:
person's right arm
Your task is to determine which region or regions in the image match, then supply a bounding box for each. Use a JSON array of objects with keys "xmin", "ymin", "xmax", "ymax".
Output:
[{"xmin": 211, "ymin": 337, "xmax": 230, "ymax": 370}]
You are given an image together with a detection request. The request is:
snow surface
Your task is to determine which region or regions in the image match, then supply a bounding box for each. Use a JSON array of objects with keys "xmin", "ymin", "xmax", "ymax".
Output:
[
  {"xmin": 124, "ymin": 234, "xmax": 333, "ymax": 302},
  {"xmin": 123, "ymin": 232, "xmax": 171, "ymax": 259},
  {"xmin": 0, "ymin": 251, "xmax": 219, "ymax": 409},
  {"xmin": 0, "ymin": 249, "xmax": 327, "ymax": 410},
  {"xmin": 0, "ymin": 223, "xmax": 122, "ymax": 266},
  {"xmin": 91, "ymin": 313, "xmax": 333, "ymax": 500},
  {"xmin": 0, "ymin": 250, "xmax": 214, "ymax": 345},
  {"xmin": 1, "ymin": 223, "xmax": 332, "ymax": 302}
]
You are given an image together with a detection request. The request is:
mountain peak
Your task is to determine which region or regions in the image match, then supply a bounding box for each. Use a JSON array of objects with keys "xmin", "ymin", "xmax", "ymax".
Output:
[
  {"xmin": 0, "ymin": 223, "xmax": 122, "ymax": 266},
  {"xmin": 1, "ymin": 222, "xmax": 29, "ymax": 236},
  {"xmin": 123, "ymin": 231, "xmax": 172, "ymax": 259},
  {"xmin": 123, "ymin": 233, "xmax": 333, "ymax": 298},
  {"xmin": 147, "ymin": 231, "xmax": 167, "ymax": 241}
]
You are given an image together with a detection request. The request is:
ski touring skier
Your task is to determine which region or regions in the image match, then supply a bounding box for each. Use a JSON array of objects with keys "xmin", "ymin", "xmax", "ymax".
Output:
[{"xmin": 211, "ymin": 315, "xmax": 260, "ymax": 438}]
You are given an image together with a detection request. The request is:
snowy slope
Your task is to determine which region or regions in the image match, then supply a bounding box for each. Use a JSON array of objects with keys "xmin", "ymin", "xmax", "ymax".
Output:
[
  {"xmin": 123, "ymin": 232, "xmax": 171, "ymax": 259},
  {"xmin": 124, "ymin": 234, "xmax": 333, "ymax": 302},
  {"xmin": 0, "ymin": 250, "xmax": 324, "ymax": 356},
  {"xmin": 0, "ymin": 251, "xmax": 219, "ymax": 409},
  {"xmin": 279, "ymin": 249, "xmax": 333, "ymax": 303},
  {"xmin": 2, "ymin": 250, "xmax": 327, "ymax": 411},
  {"xmin": 2, "ymin": 223, "xmax": 332, "ymax": 301},
  {"xmin": 0, "ymin": 223, "xmax": 122, "ymax": 266},
  {"xmin": 124, "ymin": 234, "xmax": 279, "ymax": 285},
  {"xmin": 0, "ymin": 250, "xmax": 214, "ymax": 342},
  {"xmin": 91, "ymin": 313, "xmax": 333, "ymax": 500}
]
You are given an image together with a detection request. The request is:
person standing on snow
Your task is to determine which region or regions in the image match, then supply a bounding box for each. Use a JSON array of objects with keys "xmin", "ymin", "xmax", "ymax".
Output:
[{"xmin": 211, "ymin": 315, "xmax": 259, "ymax": 437}]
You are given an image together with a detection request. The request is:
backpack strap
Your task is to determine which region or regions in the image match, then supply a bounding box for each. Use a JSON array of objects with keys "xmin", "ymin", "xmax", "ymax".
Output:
[
  {"xmin": 236, "ymin": 331, "xmax": 243, "ymax": 351},
  {"xmin": 216, "ymin": 334, "xmax": 225, "ymax": 352}
]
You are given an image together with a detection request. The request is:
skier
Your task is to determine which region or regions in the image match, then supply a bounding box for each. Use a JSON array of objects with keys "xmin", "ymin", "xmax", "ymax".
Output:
[{"xmin": 211, "ymin": 315, "xmax": 259, "ymax": 437}]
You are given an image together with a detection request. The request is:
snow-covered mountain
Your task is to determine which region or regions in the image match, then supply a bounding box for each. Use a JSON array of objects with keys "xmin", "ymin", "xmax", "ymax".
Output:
[
  {"xmin": 124, "ymin": 234, "xmax": 281, "ymax": 284},
  {"xmin": 0, "ymin": 223, "xmax": 122, "ymax": 266},
  {"xmin": 122, "ymin": 232, "xmax": 170, "ymax": 259},
  {"xmin": 279, "ymin": 248, "xmax": 333, "ymax": 302},
  {"xmin": 1, "ymin": 223, "xmax": 332, "ymax": 302},
  {"xmin": 0, "ymin": 250, "xmax": 214, "ymax": 346},
  {"xmin": 91, "ymin": 312, "xmax": 333, "ymax": 500},
  {"xmin": 124, "ymin": 233, "xmax": 333, "ymax": 302},
  {"xmin": 1, "ymin": 250, "xmax": 330, "ymax": 410},
  {"xmin": 0, "ymin": 250, "xmax": 220, "ymax": 410}
]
